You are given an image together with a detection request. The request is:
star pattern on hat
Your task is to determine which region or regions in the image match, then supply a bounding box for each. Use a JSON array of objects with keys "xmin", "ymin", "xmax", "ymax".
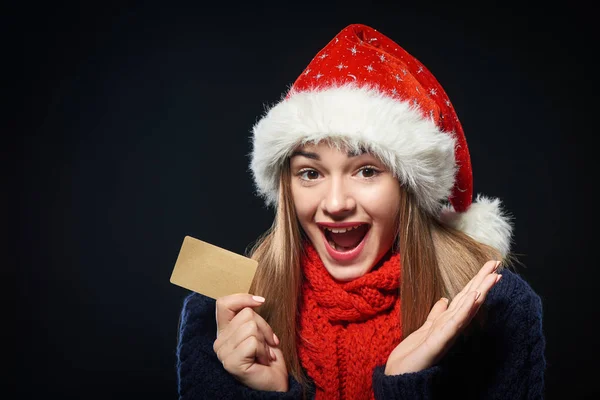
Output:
[
  {"xmin": 260, "ymin": 24, "xmax": 475, "ymax": 219},
  {"xmin": 291, "ymin": 25, "xmax": 468, "ymax": 191}
]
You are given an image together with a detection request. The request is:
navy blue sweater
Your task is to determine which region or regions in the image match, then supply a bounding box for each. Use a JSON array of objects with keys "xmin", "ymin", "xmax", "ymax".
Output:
[{"xmin": 176, "ymin": 268, "xmax": 546, "ymax": 399}]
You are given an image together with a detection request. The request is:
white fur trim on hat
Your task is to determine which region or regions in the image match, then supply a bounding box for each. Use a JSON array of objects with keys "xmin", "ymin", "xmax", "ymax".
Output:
[
  {"xmin": 439, "ymin": 195, "xmax": 513, "ymax": 256},
  {"xmin": 250, "ymin": 84, "xmax": 457, "ymax": 215}
]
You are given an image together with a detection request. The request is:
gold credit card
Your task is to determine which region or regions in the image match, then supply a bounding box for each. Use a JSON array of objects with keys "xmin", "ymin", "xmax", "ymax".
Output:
[{"xmin": 170, "ymin": 236, "xmax": 258, "ymax": 299}]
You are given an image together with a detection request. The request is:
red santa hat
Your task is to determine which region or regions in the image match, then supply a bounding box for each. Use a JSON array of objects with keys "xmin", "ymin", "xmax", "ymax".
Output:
[{"xmin": 250, "ymin": 24, "xmax": 512, "ymax": 256}]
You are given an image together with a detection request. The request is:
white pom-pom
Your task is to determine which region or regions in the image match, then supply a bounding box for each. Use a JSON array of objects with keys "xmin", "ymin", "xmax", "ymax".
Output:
[{"xmin": 439, "ymin": 194, "xmax": 513, "ymax": 256}]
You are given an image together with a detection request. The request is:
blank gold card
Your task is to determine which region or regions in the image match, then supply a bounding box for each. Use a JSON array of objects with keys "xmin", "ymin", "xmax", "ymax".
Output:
[{"xmin": 170, "ymin": 236, "xmax": 258, "ymax": 299}]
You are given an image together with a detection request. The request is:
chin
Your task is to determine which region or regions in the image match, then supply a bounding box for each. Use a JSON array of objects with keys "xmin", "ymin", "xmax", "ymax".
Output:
[
  {"xmin": 326, "ymin": 264, "xmax": 371, "ymax": 282},
  {"xmin": 320, "ymin": 250, "xmax": 378, "ymax": 282}
]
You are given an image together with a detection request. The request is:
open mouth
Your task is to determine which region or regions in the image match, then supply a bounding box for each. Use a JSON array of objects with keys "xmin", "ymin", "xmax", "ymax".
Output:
[{"xmin": 320, "ymin": 223, "xmax": 370, "ymax": 253}]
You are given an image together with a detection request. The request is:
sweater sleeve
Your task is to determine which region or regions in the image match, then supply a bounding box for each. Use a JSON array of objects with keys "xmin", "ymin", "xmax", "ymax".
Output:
[
  {"xmin": 372, "ymin": 365, "xmax": 441, "ymax": 399},
  {"xmin": 176, "ymin": 292, "xmax": 303, "ymax": 400},
  {"xmin": 479, "ymin": 269, "xmax": 546, "ymax": 399},
  {"xmin": 371, "ymin": 269, "xmax": 546, "ymax": 400}
]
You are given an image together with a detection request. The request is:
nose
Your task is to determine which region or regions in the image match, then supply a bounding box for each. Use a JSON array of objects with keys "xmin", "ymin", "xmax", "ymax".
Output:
[{"xmin": 321, "ymin": 177, "xmax": 356, "ymax": 216}]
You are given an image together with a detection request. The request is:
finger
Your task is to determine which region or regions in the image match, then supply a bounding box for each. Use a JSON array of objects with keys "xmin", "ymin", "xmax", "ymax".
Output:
[
  {"xmin": 460, "ymin": 260, "xmax": 498, "ymax": 297},
  {"xmin": 468, "ymin": 260, "xmax": 500, "ymax": 292},
  {"xmin": 225, "ymin": 319, "xmax": 272, "ymax": 366},
  {"xmin": 215, "ymin": 293, "xmax": 266, "ymax": 334},
  {"xmin": 426, "ymin": 298, "xmax": 449, "ymax": 323},
  {"xmin": 215, "ymin": 306, "xmax": 278, "ymax": 353},
  {"xmin": 473, "ymin": 273, "xmax": 502, "ymax": 308},
  {"xmin": 233, "ymin": 335, "xmax": 270, "ymax": 371},
  {"xmin": 220, "ymin": 335, "xmax": 261, "ymax": 374},
  {"xmin": 216, "ymin": 318, "xmax": 266, "ymax": 362},
  {"xmin": 448, "ymin": 260, "xmax": 499, "ymax": 311},
  {"xmin": 437, "ymin": 284, "xmax": 481, "ymax": 331},
  {"xmin": 405, "ymin": 294, "xmax": 476, "ymax": 371},
  {"xmin": 215, "ymin": 307, "xmax": 256, "ymax": 350},
  {"xmin": 442, "ymin": 290, "xmax": 480, "ymax": 338}
]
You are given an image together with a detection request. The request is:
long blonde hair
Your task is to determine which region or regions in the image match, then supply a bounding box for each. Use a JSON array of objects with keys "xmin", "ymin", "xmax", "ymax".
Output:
[{"xmin": 247, "ymin": 155, "xmax": 506, "ymax": 387}]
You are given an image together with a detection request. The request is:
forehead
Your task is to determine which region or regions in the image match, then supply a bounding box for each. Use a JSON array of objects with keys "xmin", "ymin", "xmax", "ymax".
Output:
[{"xmin": 292, "ymin": 139, "xmax": 369, "ymax": 157}]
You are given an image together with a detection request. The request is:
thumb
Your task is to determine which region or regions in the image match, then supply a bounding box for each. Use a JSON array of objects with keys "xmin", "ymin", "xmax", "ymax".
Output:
[{"xmin": 215, "ymin": 293, "xmax": 266, "ymax": 333}]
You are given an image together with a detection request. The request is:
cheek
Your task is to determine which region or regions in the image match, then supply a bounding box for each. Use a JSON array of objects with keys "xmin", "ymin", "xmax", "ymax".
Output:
[
  {"xmin": 362, "ymin": 184, "xmax": 401, "ymax": 228},
  {"xmin": 291, "ymin": 187, "xmax": 317, "ymax": 225}
]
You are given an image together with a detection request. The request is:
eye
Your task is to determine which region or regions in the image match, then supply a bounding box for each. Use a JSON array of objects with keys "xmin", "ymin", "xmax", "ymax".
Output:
[
  {"xmin": 356, "ymin": 166, "xmax": 380, "ymax": 178},
  {"xmin": 298, "ymin": 169, "xmax": 320, "ymax": 180}
]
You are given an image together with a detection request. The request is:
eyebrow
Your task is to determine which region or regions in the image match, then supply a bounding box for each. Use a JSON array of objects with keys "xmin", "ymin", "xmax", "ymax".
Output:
[
  {"xmin": 290, "ymin": 148, "xmax": 366, "ymax": 160},
  {"xmin": 290, "ymin": 150, "xmax": 320, "ymax": 160},
  {"xmin": 346, "ymin": 147, "xmax": 368, "ymax": 157}
]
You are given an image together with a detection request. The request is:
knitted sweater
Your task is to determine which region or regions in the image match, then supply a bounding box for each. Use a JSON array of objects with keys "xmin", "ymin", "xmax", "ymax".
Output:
[{"xmin": 176, "ymin": 268, "xmax": 546, "ymax": 399}]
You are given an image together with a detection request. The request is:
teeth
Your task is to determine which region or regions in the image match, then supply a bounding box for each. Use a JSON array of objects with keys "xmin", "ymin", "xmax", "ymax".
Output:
[
  {"xmin": 328, "ymin": 237, "xmax": 338, "ymax": 249},
  {"xmin": 324, "ymin": 225, "xmax": 361, "ymax": 234},
  {"xmin": 327, "ymin": 237, "xmax": 352, "ymax": 252}
]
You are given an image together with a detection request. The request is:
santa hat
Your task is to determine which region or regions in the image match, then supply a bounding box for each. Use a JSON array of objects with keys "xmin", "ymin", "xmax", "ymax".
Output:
[{"xmin": 250, "ymin": 24, "xmax": 512, "ymax": 256}]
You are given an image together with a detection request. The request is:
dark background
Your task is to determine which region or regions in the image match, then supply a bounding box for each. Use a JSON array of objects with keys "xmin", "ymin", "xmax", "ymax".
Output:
[{"xmin": 12, "ymin": 1, "xmax": 595, "ymax": 399}]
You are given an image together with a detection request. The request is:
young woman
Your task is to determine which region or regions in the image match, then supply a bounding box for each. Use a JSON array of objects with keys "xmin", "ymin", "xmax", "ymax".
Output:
[{"xmin": 176, "ymin": 24, "xmax": 546, "ymax": 399}]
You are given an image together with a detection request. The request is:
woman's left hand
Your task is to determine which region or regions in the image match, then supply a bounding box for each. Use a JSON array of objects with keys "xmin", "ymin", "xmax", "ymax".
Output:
[{"xmin": 385, "ymin": 260, "xmax": 502, "ymax": 375}]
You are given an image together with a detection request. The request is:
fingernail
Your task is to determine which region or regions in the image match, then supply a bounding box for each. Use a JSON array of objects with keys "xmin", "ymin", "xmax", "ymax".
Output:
[
  {"xmin": 440, "ymin": 297, "xmax": 449, "ymax": 304},
  {"xmin": 269, "ymin": 347, "xmax": 276, "ymax": 361},
  {"xmin": 475, "ymin": 291, "xmax": 481, "ymax": 301},
  {"xmin": 252, "ymin": 295, "xmax": 265, "ymax": 303},
  {"xmin": 495, "ymin": 274, "xmax": 502, "ymax": 283},
  {"xmin": 494, "ymin": 261, "xmax": 500, "ymax": 271},
  {"xmin": 273, "ymin": 333, "xmax": 280, "ymax": 346}
]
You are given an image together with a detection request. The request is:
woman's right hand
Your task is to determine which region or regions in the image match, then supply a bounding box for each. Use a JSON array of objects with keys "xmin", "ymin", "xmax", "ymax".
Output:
[{"xmin": 213, "ymin": 294, "xmax": 288, "ymax": 392}]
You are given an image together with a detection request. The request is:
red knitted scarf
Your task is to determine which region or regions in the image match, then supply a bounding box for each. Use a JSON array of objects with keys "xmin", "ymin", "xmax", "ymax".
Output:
[{"xmin": 298, "ymin": 242, "xmax": 402, "ymax": 400}]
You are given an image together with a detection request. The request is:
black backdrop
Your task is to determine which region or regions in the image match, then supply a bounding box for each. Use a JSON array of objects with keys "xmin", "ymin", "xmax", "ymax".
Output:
[{"xmin": 13, "ymin": 2, "xmax": 596, "ymax": 399}]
